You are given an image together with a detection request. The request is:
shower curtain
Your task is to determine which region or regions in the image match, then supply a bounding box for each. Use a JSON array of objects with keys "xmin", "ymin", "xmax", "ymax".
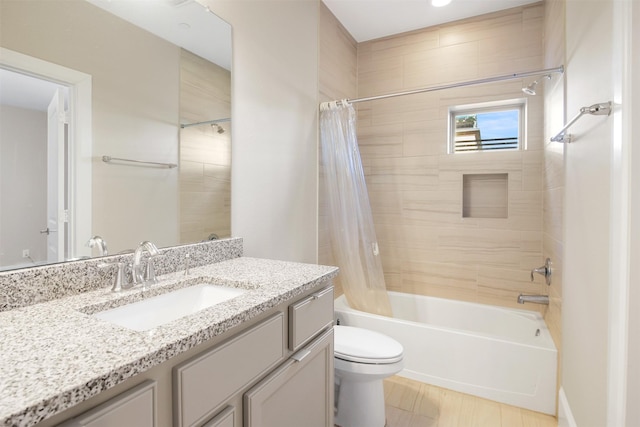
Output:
[{"xmin": 320, "ymin": 100, "xmax": 392, "ymax": 316}]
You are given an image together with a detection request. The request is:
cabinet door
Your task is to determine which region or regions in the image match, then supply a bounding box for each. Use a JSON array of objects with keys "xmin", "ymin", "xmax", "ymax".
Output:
[
  {"xmin": 244, "ymin": 328, "xmax": 333, "ymax": 427},
  {"xmin": 60, "ymin": 381, "xmax": 156, "ymax": 427},
  {"xmin": 174, "ymin": 313, "xmax": 285, "ymax": 427},
  {"xmin": 202, "ymin": 406, "xmax": 235, "ymax": 427}
]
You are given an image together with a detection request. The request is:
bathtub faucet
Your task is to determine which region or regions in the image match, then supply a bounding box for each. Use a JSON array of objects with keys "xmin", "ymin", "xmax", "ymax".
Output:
[
  {"xmin": 530, "ymin": 258, "xmax": 552, "ymax": 286},
  {"xmin": 517, "ymin": 294, "xmax": 549, "ymax": 305}
]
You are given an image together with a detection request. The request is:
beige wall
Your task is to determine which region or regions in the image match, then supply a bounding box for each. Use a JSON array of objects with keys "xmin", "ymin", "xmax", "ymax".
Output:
[
  {"xmin": 179, "ymin": 50, "xmax": 231, "ymax": 244},
  {"xmin": 542, "ymin": 0, "xmax": 565, "ymax": 395},
  {"xmin": 207, "ymin": 0, "xmax": 320, "ymax": 263},
  {"xmin": 318, "ymin": 3, "xmax": 358, "ymax": 295},
  {"xmin": 1, "ymin": 0, "xmax": 180, "ymax": 253},
  {"xmin": 626, "ymin": 3, "xmax": 640, "ymax": 424},
  {"xmin": 356, "ymin": 4, "xmax": 548, "ymax": 310},
  {"xmin": 561, "ymin": 0, "xmax": 638, "ymax": 427}
]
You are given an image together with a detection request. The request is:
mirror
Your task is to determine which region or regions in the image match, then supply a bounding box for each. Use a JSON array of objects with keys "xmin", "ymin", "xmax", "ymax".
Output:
[{"xmin": 0, "ymin": 0, "xmax": 232, "ymax": 271}]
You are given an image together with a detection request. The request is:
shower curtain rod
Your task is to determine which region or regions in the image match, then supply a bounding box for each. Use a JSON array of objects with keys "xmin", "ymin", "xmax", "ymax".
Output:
[
  {"xmin": 326, "ymin": 66, "xmax": 564, "ymax": 106},
  {"xmin": 180, "ymin": 117, "xmax": 231, "ymax": 129}
]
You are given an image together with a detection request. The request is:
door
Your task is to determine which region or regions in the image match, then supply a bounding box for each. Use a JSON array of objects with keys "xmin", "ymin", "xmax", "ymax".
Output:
[{"xmin": 46, "ymin": 88, "xmax": 66, "ymax": 262}]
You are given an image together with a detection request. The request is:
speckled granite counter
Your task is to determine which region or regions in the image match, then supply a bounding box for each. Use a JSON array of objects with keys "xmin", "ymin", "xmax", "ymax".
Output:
[{"xmin": 0, "ymin": 257, "xmax": 338, "ymax": 426}]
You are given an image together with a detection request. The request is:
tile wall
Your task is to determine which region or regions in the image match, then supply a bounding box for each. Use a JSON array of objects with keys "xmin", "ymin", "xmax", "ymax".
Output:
[
  {"xmin": 179, "ymin": 49, "xmax": 232, "ymax": 244},
  {"xmin": 542, "ymin": 0, "xmax": 565, "ymax": 355},
  {"xmin": 318, "ymin": 2, "xmax": 358, "ymax": 296},
  {"xmin": 355, "ymin": 4, "xmax": 548, "ymax": 310}
]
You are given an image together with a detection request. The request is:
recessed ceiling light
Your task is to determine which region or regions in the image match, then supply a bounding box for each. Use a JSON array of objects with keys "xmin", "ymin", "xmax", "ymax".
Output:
[
  {"xmin": 178, "ymin": 22, "xmax": 191, "ymax": 30},
  {"xmin": 432, "ymin": 0, "xmax": 452, "ymax": 7}
]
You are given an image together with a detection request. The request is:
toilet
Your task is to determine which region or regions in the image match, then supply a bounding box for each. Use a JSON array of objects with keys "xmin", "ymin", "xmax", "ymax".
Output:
[{"xmin": 334, "ymin": 325, "xmax": 404, "ymax": 427}]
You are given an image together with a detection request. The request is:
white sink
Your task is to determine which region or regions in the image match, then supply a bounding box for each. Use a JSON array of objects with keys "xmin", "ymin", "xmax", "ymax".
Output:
[{"xmin": 93, "ymin": 284, "xmax": 247, "ymax": 331}]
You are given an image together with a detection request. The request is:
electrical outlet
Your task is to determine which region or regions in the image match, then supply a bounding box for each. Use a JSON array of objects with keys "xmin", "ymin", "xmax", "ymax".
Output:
[{"xmin": 22, "ymin": 249, "xmax": 30, "ymax": 258}]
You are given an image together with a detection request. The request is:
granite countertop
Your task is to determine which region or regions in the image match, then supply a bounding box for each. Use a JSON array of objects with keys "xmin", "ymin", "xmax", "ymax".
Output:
[{"xmin": 0, "ymin": 257, "xmax": 338, "ymax": 426}]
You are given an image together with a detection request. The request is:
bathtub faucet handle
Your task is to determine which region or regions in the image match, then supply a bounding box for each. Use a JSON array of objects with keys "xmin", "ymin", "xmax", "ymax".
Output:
[{"xmin": 530, "ymin": 258, "xmax": 552, "ymax": 286}]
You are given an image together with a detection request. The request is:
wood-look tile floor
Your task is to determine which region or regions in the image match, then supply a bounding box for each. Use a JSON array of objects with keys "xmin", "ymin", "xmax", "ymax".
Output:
[{"xmin": 382, "ymin": 376, "xmax": 558, "ymax": 427}]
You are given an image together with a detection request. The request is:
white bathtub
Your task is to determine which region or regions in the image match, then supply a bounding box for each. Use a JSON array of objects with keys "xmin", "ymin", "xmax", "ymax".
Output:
[{"xmin": 334, "ymin": 291, "xmax": 557, "ymax": 415}]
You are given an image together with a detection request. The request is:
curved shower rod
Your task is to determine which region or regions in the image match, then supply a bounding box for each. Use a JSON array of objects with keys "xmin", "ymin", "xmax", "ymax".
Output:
[{"xmin": 323, "ymin": 66, "xmax": 564, "ymax": 107}]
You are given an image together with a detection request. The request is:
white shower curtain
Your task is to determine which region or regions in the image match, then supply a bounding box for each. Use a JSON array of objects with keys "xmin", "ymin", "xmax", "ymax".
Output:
[{"xmin": 320, "ymin": 100, "xmax": 392, "ymax": 316}]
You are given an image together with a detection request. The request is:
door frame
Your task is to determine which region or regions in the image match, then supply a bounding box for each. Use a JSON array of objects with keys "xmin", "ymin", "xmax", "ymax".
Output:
[
  {"xmin": 46, "ymin": 88, "xmax": 66, "ymax": 262},
  {"xmin": 0, "ymin": 47, "xmax": 92, "ymax": 259}
]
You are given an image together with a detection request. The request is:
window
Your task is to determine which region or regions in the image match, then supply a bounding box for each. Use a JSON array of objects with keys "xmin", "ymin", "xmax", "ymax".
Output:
[{"xmin": 449, "ymin": 100, "xmax": 526, "ymax": 153}]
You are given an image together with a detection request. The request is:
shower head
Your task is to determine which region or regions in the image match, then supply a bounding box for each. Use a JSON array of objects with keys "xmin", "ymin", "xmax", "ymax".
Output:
[
  {"xmin": 522, "ymin": 81, "xmax": 538, "ymax": 95},
  {"xmin": 521, "ymin": 75, "xmax": 552, "ymax": 96},
  {"xmin": 211, "ymin": 123, "xmax": 225, "ymax": 134}
]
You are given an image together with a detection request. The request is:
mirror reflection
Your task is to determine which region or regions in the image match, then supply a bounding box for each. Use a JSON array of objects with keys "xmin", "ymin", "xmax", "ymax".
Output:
[{"xmin": 0, "ymin": 0, "xmax": 232, "ymax": 271}]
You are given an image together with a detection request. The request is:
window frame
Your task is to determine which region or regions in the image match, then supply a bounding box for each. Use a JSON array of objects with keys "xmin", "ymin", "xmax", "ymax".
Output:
[{"xmin": 448, "ymin": 98, "xmax": 527, "ymax": 154}]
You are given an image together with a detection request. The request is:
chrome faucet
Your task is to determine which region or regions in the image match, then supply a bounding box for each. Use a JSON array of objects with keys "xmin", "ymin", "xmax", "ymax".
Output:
[
  {"xmin": 98, "ymin": 261, "xmax": 129, "ymax": 292},
  {"xmin": 531, "ymin": 258, "xmax": 552, "ymax": 286},
  {"xmin": 517, "ymin": 294, "xmax": 549, "ymax": 305},
  {"xmin": 132, "ymin": 241, "xmax": 160, "ymax": 288},
  {"xmin": 87, "ymin": 235, "xmax": 108, "ymax": 256}
]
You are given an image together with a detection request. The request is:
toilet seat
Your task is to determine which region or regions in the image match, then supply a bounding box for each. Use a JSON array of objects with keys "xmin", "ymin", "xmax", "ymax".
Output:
[{"xmin": 334, "ymin": 325, "xmax": 403, "ymax": 364}]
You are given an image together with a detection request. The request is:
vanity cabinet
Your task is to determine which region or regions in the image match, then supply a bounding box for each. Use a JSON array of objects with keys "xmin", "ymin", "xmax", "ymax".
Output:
[
  {"xmin": 174, "ymin": 285, "xmax": 334, "ymax": 427},
  {"xmin": 45, "ymin": 283, "xmax": 334, "ymax": 427},
  {"xmin": 59, "ymin": 381, "xmax": 157, "ymax": 427}
]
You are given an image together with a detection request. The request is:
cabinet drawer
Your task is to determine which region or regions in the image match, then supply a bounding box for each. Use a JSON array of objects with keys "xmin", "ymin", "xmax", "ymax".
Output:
[
  {"xmin": 174, "ymin": 313, "xmax": 285, "ymax": 427},
  {"xmin": 288, "ymin": 286, "xmax": 333, "ymax": 351},
  {"xmin": 60, "ymin": 381, "xmax": 156, "ymax": 427},
  {"xmin": 202, "ymin": 406, "xmax": 235, "ymax": 427}
]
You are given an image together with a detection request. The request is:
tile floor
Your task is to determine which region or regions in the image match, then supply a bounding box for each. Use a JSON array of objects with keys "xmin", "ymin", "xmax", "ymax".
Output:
[{"xmin": 382, "ymin": 376, "xmax": 558, "ymax": 427}]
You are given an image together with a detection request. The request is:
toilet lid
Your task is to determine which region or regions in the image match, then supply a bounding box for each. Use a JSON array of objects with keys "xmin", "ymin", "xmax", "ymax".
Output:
[{"xmin": 334, "ymin": 325, "xmax": 403, "ymax": 364}]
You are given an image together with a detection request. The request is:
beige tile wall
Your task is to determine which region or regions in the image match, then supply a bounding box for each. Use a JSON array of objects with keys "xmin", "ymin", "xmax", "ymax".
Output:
[
  {"xmin": 543, "ymin": 0, "xmax": 566, "ymax": 392},
  {"xmin": 318, "ymin": 3, "xmax": 358, "ymax": 296},
  {"xmin": 179, "ymin": 50, "xmax": 231, "ymax": 244},
  {"xmin": 356, "ymin": 4, "xmax": 548, "ymax": 311}
]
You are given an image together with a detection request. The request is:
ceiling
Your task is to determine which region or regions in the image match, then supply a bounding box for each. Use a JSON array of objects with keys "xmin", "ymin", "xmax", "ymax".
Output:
[
  {"xmin": 3, "ymin": 0, "xmax": 540, "ymax": 111},
  {"xmin": 322, "ymin": 0, "xmax": 541, "ymax": 42},
  {"xmin": 86, "ymin": 0, "xmax": 231, "ymax": 70}
]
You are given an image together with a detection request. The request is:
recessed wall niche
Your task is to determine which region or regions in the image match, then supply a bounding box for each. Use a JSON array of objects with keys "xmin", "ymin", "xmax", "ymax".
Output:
[{"xmin": 462, "ymin": 173, "xmax": 508, "ymax": 218}]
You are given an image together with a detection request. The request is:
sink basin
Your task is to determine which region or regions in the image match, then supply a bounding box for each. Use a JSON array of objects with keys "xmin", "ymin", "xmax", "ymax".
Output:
[{"xmin": 93, "ymin": 284, "xmax": 247, "ymax": 331}]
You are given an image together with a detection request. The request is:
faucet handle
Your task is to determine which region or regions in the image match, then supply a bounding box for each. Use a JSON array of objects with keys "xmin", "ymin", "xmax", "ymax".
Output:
[
  {"xmin": 183, "ymin": 253, "xmax": 191, "ymax": 277},
  {"xmin": 530, "ymin": 258, "xmax": 552, "ymax": 286},
  {"xmin": 145, "ymin": 254, "xmax": 163, "ymax": 285},
  {"xmin": 98, "ymin": 261, "xmax": 127, "ymax": 292}
]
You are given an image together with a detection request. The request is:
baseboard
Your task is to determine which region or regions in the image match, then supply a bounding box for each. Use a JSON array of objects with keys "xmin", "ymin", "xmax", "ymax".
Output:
[{"xmin": 558, "ymin": 387, "xmax": 578, "ymax": 427}]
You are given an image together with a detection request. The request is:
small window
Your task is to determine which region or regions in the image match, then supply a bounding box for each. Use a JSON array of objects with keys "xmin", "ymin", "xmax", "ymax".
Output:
[{"xmin": 449, "ymin": 100, "xmax": 525, "ymax": 153}]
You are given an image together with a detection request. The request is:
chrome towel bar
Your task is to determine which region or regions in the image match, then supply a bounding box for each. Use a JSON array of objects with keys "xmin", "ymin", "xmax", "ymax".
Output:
[
  {"xmin": 102, "ymin": 155, "xmax": 177, "ymax": 169},
  {"xmin": 550, "ymin": 101, "xmax": 612, "ymax": 143}
]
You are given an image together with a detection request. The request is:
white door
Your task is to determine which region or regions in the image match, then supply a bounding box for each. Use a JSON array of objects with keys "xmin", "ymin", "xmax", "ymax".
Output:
[{"xmin": 46, "ymin": 89, "xmax": 66, "ymax": 262}]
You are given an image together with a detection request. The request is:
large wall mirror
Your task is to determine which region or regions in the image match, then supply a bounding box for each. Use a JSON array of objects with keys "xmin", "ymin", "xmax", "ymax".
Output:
[{"xmin": 0, "ymin": 0, "xmax": 232, "ymax": 271}]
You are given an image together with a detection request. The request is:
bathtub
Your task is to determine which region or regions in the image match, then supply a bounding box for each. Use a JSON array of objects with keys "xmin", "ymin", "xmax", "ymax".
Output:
[{"xmin": 334, "ymin": 292, "xmax": 557, "ymax": 415}]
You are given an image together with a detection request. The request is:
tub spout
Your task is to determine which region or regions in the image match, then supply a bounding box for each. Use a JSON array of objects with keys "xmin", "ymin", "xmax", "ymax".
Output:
[{"xmin": 517, "ymin": 294, "xmax": 549, "ymax": 305}]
